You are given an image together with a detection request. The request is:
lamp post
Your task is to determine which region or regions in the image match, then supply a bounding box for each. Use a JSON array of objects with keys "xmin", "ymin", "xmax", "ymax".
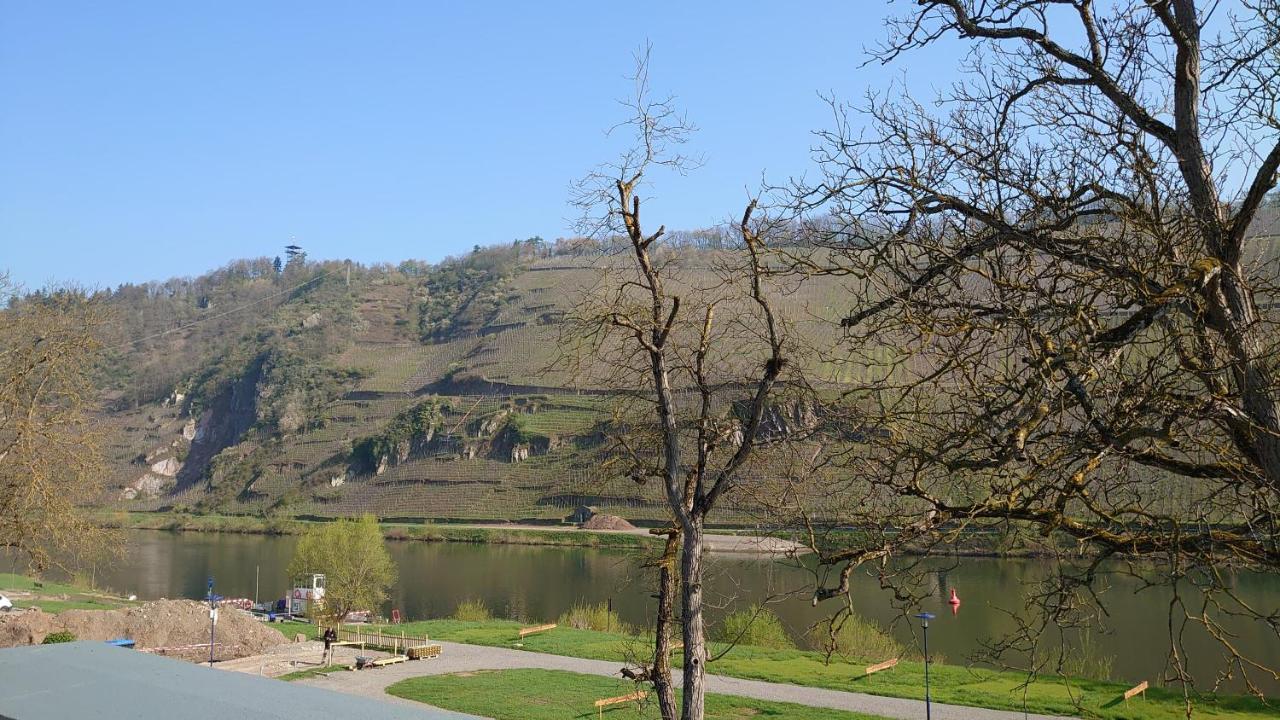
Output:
[{"xmin": 914, "ymin": 612, "xmax": 936, "ymax": 720}]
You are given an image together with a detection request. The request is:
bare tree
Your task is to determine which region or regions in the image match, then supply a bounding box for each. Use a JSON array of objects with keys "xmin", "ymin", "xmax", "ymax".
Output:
[
  {"xmin": 569, "ymin": 48, "xmax": 796, "ymax": 720},
  {"xmin": 783, "ymin": 0, "xmax": 1280, "ymax": 705},
  {"xmin": 0, "ymin": 277, "xmax": 119, "ymax": 573}
]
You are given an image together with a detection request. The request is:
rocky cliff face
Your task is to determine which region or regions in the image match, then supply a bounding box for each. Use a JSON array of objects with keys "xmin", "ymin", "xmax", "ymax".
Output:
[
  {"xmin": 352, "ymin": 404, "xmax": 559, "ymax": 477},
  {"xmin": 175, "ymin": 355, "xmax": 265, "ymax": 490},
  {"xmin": 742, "ymin": 398, "xmax": 821, "ymax": 441}
]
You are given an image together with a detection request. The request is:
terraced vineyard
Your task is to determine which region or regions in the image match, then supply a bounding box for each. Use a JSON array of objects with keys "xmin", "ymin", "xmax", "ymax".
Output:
[
  {"xmin": 97, "ymin": 249, "xmax": 852, "ymax": 523},
  {"xmin": 95, "ymin": 226, "xmax": 1280, "ymax": 524}
]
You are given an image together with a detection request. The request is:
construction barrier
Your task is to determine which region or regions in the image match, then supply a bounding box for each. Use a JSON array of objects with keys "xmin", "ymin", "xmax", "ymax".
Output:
[
  {"xmin": 518, "ymin": 623, "xmax": 557, "ymax": 639},
  {"xmin": 594, "ymin": 691, "xmax": 646, "ymax": 719},
  {"xmin": 1123, "ymin": 681, "xmax": 1149, "ymax": 702},
  {"xmin": 864, "ymin": 658, "xmax": 898, "ymax": 676},
  {"xmin": 138, "ymin": 642, "xmax": 245, "ymax": 656}
]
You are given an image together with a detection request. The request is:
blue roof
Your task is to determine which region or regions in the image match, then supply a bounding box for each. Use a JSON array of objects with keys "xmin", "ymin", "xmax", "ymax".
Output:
[{"xmin": 0, "ymin": 642, "xmax": 478, "ymax": 720}]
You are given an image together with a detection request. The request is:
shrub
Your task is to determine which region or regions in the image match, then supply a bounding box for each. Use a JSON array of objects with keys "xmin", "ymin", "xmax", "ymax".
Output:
[
  {"xmin": 558, "ymin": 602, "xmax": 627, "ymax": 633},
  {"xmin": 809, "ymin": 613, "xmax": 903, "ymax": 663},
  {"xmin": 713, "ymin": 605, "xmax": 795, "ymax": 650},
  {"xmin": 453, "ymin": 599, "xmax": 493, "ymax": 622},
  {"xmin": 42, "ymin": 631, "xmax": 76, "ymax": 644},
  {"xmin": 1058, "ymin": 632, "xmax": 1115, "ymax": 681}
]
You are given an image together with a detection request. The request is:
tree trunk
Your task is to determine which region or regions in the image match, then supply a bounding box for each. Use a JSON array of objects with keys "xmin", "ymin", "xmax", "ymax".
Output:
[
  {"xmin": 651, "ymin": 531, "xmax": 680, "ymax": 720},
  {"xmin": 679, "ymin": 519, "xmax": 706, "ymax": 720},
  {"xmin": 1219, "ymin": 272, "xmax": 1280, "ymax": 486}
]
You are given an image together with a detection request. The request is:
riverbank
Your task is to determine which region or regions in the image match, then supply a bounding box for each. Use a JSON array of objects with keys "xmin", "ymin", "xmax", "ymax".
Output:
[
  {"xmin": 95, "ymin": 511, "xmax": 660, "ymax": 550},
  {"xmin": 0, "ymin": 573, "xmax": 132, "ymax": 614},
  {"xmin": 93, "ymin": 511, "xmax": 804, "ymax": 554},
  {"xmin": 282, "ymin": 619, "xmax": 1272, "ymax": 720},
  {"xmin": 95, "ymin": 511, "xmax": 1066, "ymax": 558}
]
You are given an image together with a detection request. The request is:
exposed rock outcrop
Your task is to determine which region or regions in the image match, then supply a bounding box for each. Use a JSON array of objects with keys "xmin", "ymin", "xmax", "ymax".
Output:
[
  {"xmin": 149, "ymin": 457, "xmax": 181, "ymax": 477},
  {"xmin": 175, "ymin": 355, "xmax": 265, "ymax": 490},
  {"xmin": 120, "ymin": 473, "xmax": 173, "ymax": 500},
  {"xmin": 733, "ymin": 398, "xmax": 822, "ymax": 442}
]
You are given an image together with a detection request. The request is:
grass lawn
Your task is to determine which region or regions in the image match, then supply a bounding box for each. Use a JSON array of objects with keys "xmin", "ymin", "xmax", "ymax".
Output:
[
  {"xmin": 387, "ymin": 668, "xmax": 889, "ymax": 720},
  {"xmin": 0, "ymin": 573, "xmax": 131, "ymax": 613},
  {"xmin": 358, "ymin": 619, "xmax": 1275, "ymax": 720}
]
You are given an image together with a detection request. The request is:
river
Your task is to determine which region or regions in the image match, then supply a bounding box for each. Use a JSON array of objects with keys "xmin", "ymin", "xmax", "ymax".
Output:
[{"xmin": 26, "ymin": 529, "xmax": 1280, "ymax": 694}]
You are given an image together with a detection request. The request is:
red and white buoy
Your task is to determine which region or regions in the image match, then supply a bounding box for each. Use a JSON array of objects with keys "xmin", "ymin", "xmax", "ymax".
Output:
[{"xmin": 948, "ymin": 588, "xmax": 961, "ymax": 615}]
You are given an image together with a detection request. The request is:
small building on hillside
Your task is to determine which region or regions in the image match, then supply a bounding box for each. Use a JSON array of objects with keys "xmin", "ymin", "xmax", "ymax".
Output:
[{"xmin": 0, "ymin": 641, "xmax": 477, "ymax": 720}]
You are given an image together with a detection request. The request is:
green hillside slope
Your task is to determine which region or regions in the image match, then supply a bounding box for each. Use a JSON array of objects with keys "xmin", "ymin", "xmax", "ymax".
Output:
[
  {"xmin": 73, "ymin": 223, "xmax": 1280, "ymax": 524},
  {"xmin": 92, "ymin": 244, "xmax": 843, "ymax": 524}
]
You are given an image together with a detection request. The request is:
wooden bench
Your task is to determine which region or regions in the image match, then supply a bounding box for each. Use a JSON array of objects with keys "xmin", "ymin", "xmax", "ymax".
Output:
[
  {"xmin": 518, "ymin": 623, "xmax": 557, "ymax": 640},
  {"xmin": 594, "ymin": 690, "xmax": 647, "ymax": 719},
  {"xmin": 1123, "ymin": 681, "xmax": 1148, "ymax": 702},
  {"xmin": 864, "ymin": 658, "xmax": 898, "ymax": 676}
]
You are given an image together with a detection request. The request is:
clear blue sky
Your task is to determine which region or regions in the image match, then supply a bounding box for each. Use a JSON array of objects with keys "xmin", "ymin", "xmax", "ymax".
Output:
[{"xmin": 2, "ymin": 1, "xmax": 948, "ymax": 290}]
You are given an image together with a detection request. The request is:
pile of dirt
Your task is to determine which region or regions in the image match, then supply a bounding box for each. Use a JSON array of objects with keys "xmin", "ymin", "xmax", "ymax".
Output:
[
  {"xmin": 0, "ymin": 609, "xmax": 56, "ymax": 647},
  {"xmin": 580, "ymin": 513, "xmax": 636, "ymax": 531},
  {"xmin": 0, "ymin": 600, "xmax": 284, "ymax": 661}
]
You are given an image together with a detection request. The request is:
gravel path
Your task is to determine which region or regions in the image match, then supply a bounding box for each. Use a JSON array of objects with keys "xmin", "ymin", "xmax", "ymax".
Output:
[{"xmin": 295, "ymin": 640, "xmax": 1077, "ymax": 720}]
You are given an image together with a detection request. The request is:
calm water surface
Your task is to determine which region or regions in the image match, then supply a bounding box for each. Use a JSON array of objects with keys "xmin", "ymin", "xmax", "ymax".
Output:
[{"xmin": 30, "ymin": 529, "xmax": 1280, "ymax": 693}]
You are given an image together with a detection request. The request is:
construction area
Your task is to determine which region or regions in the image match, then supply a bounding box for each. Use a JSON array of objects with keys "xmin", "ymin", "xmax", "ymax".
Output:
[
  {"xmin": 0, "ymin": 599, "xmax": 284, "ymax": 662},
  {"xmin": 219, "ymin": 628, "xmax": 444, "ymax": 678}
]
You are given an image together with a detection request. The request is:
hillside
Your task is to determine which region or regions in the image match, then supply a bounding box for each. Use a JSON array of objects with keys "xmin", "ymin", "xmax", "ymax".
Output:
[
  {"xmin": 63, "ymin": 219, "xmax": 1280, "ymax": 526},
  {"xmin": 90, "ymin": 243, "xmax": 848, "ymax": 525}
]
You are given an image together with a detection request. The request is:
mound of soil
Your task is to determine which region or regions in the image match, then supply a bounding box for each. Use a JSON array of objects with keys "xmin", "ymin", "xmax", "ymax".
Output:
[
  {"xmin": 580, "ymin": 513, "xmax": 636, "ymax": 531},
  {"xmin": 0, "ymin": 600, "xmax": 284, "ymax": 661}
]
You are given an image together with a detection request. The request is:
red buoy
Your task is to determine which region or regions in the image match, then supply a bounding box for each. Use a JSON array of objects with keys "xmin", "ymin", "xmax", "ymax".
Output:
[{"xmin": 948, "ymin": 588, "xmax": 961, "ymax": 615}]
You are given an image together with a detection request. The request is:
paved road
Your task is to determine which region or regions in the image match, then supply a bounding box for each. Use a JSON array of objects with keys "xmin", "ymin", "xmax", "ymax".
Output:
[{"xmin": 296, "ymin": 640, "xmax": 1077, "ymax": 720}]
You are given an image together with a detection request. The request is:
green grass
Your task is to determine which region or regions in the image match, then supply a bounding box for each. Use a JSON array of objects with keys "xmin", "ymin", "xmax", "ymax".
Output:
[
  {"xmin": 387, "ymin": 668, "xmax": 889, "ymax": 720},
  {"xmin": 269, "ymin": 620, "xmax": 321, "ymax": 640},
  {"xmin": 0, "ymin": 573, "xmax": 83, "ymax": 595},
  {"xmin": 0, "ymin": 573, "xmax": 131, "ymax": 613},
  {"xmin": 363, "ymin": 619, "xmax": 1276, "ymax": 720},
  {"xmin": 21, "ymin": 598, "xmax": 126, "ymax": 613}
]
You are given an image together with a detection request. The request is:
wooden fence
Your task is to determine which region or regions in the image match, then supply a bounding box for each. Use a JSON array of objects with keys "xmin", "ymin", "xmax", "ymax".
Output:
[{"xmin": 336, "ymin": 627, "xmax": 437, "ymax": 657}]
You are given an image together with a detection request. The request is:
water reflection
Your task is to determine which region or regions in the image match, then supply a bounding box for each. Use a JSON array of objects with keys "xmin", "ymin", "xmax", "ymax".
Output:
[{"xmin": 23, "ymin": 529, "xmax": 1278, "ymax": 694}]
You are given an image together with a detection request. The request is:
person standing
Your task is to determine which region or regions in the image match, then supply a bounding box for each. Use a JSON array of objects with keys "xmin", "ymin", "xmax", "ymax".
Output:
[{"xmin": 322, "ymin": 626, "xmax": 337, "ymax": 665}]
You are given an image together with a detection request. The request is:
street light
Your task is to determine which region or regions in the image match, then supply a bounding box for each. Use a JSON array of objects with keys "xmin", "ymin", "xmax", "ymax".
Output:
[{"xmin": 914, "ymin": 612, "xmax": 936, "ymax": 720}]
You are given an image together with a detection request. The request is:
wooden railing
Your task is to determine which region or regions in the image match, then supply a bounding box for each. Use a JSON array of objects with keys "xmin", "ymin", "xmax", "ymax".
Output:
[{"xmin": 336, "ymin": 627, "xmax": 434, "ymax": 655}]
